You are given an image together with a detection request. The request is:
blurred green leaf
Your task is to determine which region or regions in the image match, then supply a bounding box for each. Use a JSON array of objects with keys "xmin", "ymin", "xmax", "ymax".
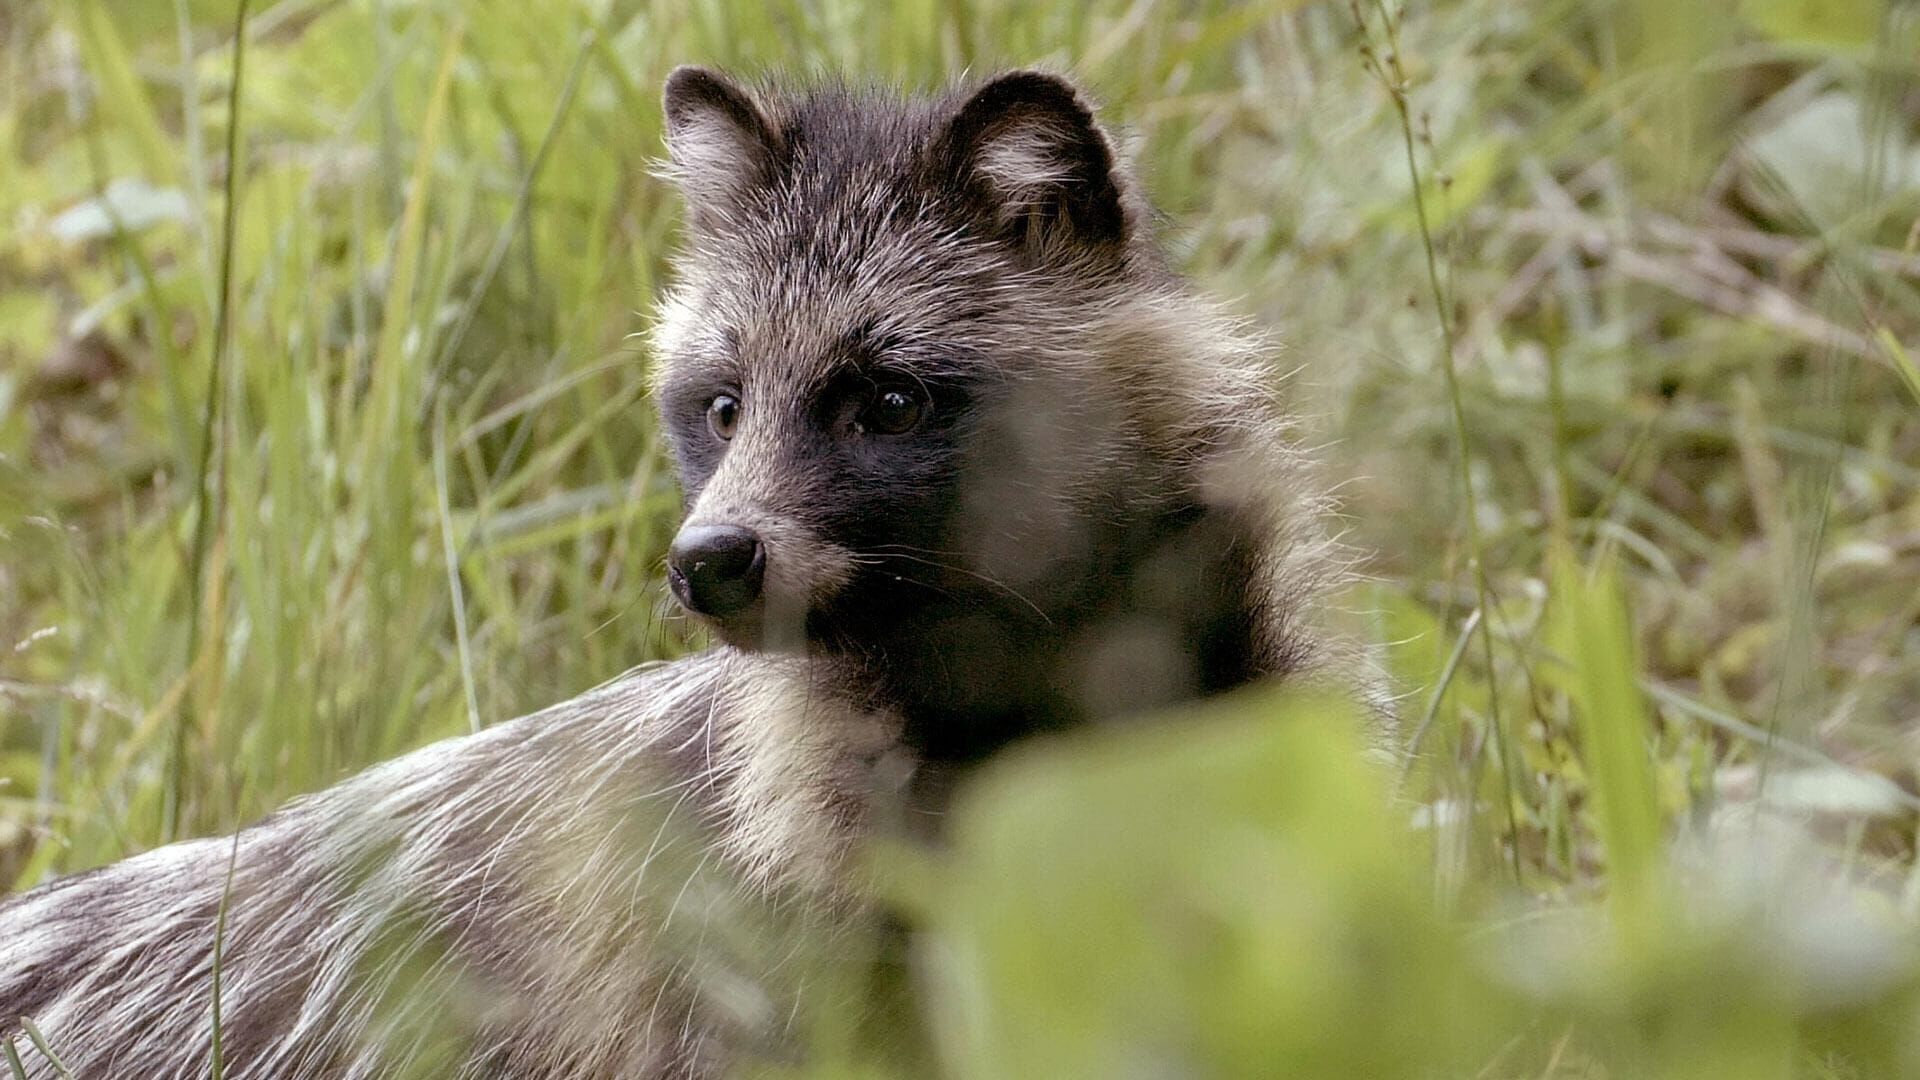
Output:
[
  {"xmin": 1742, "ymin": 0, "xmax": 1883, "ymax": 48},
  {"xmin": 923, "ymin": 688, "xmax": 1498, "ymax": 1079}
]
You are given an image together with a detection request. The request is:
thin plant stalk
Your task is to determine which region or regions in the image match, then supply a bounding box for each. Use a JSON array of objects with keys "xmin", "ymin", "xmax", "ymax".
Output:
[
  {"xmin": 171, "ymin": 0, "xmax": 253, "ymax": 842},
  {"xmin": 1356, "ymin": 0, "xmax": 1523, "ymax": 883}
]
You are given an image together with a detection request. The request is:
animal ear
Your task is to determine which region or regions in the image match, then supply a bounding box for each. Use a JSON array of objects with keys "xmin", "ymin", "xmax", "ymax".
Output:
[
  {"xmin": 934, "ymin": 70, "xmax": 1130, "ymax": 250},
  {"xmin": 661, "ymin": 66, "xmax": 782, "ymax": 227}
]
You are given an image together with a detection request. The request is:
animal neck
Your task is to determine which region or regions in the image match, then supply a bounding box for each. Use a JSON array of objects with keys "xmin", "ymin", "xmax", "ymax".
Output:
[{"xmin": 880, "ymin": 499, "xmax": 1273, "ymax": 772}]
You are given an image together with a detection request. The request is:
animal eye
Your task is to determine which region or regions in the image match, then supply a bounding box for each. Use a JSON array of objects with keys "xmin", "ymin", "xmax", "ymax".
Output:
[
  {"xmin": 707, "ymin": 393, "xmax": 741, "ymax": 441},
  {"xmin": 859, "ymin": 386, "xmax": 927, "ymax": 436}
]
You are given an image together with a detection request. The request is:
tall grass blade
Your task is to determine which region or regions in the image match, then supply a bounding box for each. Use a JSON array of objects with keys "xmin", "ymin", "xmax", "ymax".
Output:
[
  {"xmin": 426, "ymin": 27, "xmax": 598, "ymax": 406},
  {"xmin": 434, "ymin": 405, "xmax": 482, "ymax": 734},
  {"xmin": 67, "ymin": 0, "xmax": 180, "ymax": 185},
  {"xmin": 1550, "ymin": 547, "xmax": 1662, "ymax": 934},
  {"xmin": 171, "ymin": 0, "xmax": 253, "ymax": 841},
  {"xmin": 16, "ymin": 1021, "xmax": 72, "ymax": 1080}
]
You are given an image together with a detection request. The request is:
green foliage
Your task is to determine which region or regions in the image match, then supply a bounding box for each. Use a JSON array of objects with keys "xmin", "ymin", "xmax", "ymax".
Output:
[
  {"xmin": 916, "ymin": 690, "xmax": 1498, "ymax": 1078},
  {"xmin": 1, "ymin": 0, "xmax": 1918, "ymax": 1075},
  {"xmin": 1548, "ymin": 552, "xmax": 1663, "ymax": 933}
]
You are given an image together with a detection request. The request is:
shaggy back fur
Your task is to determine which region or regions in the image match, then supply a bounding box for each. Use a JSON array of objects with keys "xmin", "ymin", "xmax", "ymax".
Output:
[
  {"xmin": 1, "ymin": 652, "xmax": 901, "ymax": 1077},
  {"xmin": 0, "ymin": 69, "xmax": 1366, "ymax": 1077}
]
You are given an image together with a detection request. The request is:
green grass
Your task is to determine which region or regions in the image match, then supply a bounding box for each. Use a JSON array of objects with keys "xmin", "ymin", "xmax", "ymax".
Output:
[{"xmin": 2, "ymin": 0, "xmax": 1918, "ymax": 1075}]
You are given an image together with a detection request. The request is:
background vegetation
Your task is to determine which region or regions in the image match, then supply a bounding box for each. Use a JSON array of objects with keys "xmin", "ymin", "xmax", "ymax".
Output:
[{"xmin": 1, "ymin": 0, "xmax": 1917, "ymax": 1075}]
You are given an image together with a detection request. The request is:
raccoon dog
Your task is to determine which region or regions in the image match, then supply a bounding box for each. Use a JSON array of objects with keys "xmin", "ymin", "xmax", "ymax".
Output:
[{"xmin": 0, "ymin": 68, "xmax": 1361, "ymax": 1077}]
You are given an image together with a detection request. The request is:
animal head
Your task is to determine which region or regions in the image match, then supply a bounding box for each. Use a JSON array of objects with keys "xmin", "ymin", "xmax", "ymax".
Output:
[{"xmin": 650, "ymin": 68, "xmax": 1290, "ymax": 675}]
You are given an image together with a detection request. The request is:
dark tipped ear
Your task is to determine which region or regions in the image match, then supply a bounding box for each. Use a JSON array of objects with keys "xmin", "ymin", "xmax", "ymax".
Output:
[
  {"xmin": 933, "ymin": 70, "xmax": 1130, "ymax": 250},
  {"xmin": 661, "ymin": 66, "xmax": 782, "ymax": 227}
]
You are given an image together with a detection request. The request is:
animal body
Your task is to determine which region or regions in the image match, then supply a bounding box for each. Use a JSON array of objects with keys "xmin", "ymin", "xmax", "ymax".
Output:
[{"xmin": 0, "ymin": 68, "xmax": 1365, "ymax": 1077}]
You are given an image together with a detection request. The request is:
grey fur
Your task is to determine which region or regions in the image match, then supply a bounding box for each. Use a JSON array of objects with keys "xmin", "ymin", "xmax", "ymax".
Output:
[
  {"xmin": 654, "ymin": 69, "xmax": 1366, "ymax": 762},
  {"xmin": 1, "ymin": 651, "xmax": 901, "ymax": 1077},
  {"xmin": 1, "ymin": 69, "xmax": 1374, "ymax": 1077}
]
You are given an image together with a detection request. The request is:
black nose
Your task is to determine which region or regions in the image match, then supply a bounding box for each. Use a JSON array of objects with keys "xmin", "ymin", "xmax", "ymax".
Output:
[{"xmin": 667, "ymin": 524, "xmax": 765, "ymax": 617}]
